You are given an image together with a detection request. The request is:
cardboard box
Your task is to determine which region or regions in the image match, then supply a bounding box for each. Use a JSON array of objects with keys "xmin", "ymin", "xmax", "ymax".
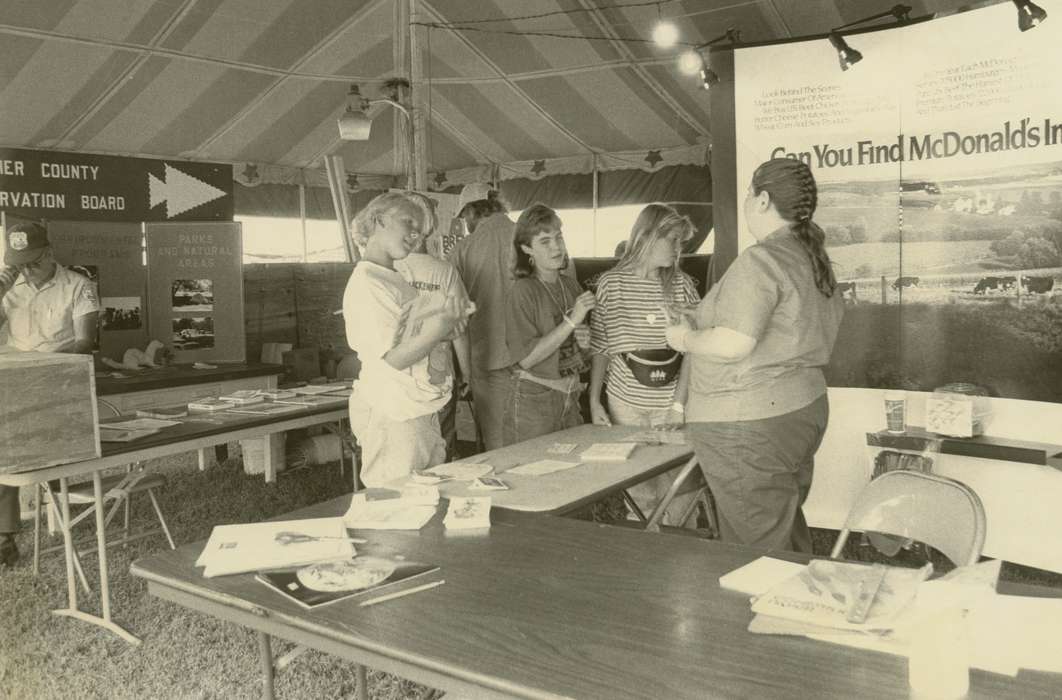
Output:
[{"xmin": 0, "ymin": 352, "xmax": 100, "ymax": 475}]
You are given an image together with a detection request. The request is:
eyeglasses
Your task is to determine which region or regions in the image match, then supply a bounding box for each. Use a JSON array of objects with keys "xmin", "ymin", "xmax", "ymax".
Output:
[{"xmin": 16, "ymin": 255, "xmax": 47, "ymax": 271}]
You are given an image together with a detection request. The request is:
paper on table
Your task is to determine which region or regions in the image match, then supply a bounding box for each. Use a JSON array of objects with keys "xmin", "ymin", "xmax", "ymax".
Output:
[
  {"xmin": 580, "ymin": 442, "xmax": 637, "ymax": 462},
  {"xmin": 506, "ymin": 459, "xmax": 581, "ymax": 476},
  {"xmin": 103, "ymin": 417, "xmax": 181, "ymax": 430},
  {"xmin": 425, "ymin": 462, "xmax": 493, "ymax": 480},
  {"xmin": 748, "ymin": 612, "xmax": 1020, "ymax": 677},
  {"xmin": 546, "ymin": 443, "xmax": 578, "ymax": 455},
  {"xmin": 719, "ymin": 556, "xmax": 805, "ymax": 596},
  {"xmin": 343, "ymin": 485, "xmax": 440, "ymax": 530},
  {"xmin": 195, "ymin": 517, "xmax": 353, "ymax": 578},
  {"xmin": 444, "ymin": 496, "xmax": 491, "ymax": 529}
]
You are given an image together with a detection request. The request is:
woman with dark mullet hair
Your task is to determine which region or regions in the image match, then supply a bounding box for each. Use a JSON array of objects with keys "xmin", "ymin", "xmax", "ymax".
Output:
[
  {"xmin": 665, "ymin": 158, "xmax": 844, "ymax": 552},
  {"xmin": 502, "ymin": 204, "xmax": 595, "ymax": 445}
]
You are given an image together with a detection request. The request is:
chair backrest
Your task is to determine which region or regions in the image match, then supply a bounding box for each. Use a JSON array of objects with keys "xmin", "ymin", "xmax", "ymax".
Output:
[{"xmin": 831, "ymin": 470, "xmax": 986, "ymax": 567}]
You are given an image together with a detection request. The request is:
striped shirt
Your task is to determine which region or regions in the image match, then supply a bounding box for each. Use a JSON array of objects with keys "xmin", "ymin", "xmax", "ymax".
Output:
[{"xmin": 590, "ymin": 267, "xmax": 699, "ymax": 410}]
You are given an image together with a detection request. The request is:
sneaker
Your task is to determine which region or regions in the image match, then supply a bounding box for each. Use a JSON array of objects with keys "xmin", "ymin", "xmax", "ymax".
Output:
[{"xmin": 0, "ymin": 535, "xmax": 18, "ymax": 568}]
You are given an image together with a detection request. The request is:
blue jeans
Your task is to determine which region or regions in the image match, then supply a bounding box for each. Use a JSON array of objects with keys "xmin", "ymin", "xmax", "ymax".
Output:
[{"xmin": 502, "ymin": 374, "xmax": 583, "ymax": 446}]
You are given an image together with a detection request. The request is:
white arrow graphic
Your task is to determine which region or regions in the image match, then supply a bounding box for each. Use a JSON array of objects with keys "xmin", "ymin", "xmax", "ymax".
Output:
[{"xmin": 148, "ymin": 163, "xmax": 227, "ymax": 218}]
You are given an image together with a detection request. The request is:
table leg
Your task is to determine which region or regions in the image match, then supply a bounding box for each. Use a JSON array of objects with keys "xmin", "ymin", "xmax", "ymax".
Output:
[
  {"xmin": 645, "ymin": 456, "xmax": 700, "ymax": 533},
  {"xmin": 214, "ymin": 443, "xmax": 229, "ymax": 463},
  {"xmin": 356, "ymin": 664, "xmax": 368, "ymax": 700},
  {"xmin": 258, "ymin": 632, "xmax": 275, "ymax": 700},
  {"xmin": 197, "ymin": 448, "xmax": 210, "ymax": 472},
  {"xmin": 51, "ymin": 472, "xmax": 141, "ymax": 645},
  {"xmin": 264, "ymin": 434, "xmax": 278, "ymax": 484},
  {"xmin": 58, "ymin": 478, "xmax": 77, "ymax": 611}
]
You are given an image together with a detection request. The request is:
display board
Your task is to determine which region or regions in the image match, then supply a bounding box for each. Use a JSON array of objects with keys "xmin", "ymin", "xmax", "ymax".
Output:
[
  {"xmin": 48, "ymin": 221, "xmax": 146, "ymax": 360},
  {"xmin": 0, "ymin": 147, "xmax": 233, "ymax": 222},
  {"xmin": 145, "ymin": 222, "xmax": 244, "ymax": 362},
  {"xmin": 717, "ymin": 1, "xmax": 1062, "ymax": 402}
]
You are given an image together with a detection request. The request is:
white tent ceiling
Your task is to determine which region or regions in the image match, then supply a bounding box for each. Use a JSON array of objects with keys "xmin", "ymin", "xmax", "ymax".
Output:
[{"xmin": 0, "ymin": 0, "xmax": 1000, "ymax": 186}]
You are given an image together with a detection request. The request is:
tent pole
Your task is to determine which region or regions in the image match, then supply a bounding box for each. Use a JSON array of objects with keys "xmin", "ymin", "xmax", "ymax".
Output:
[
  {"xmin": 409, "ymin": 0, "xmax": 429, "ymax": 191},
  {"xmin": 592, "ymin": 155, "xmax": 599, "ymax": 255},
  {"xmin": 324, "ymin": 155, "xmax": 356, "ymax": 263}
]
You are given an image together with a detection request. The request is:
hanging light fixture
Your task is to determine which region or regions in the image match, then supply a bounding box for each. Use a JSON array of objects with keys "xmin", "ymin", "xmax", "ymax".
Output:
[
  {"xmin": 681, "ymin": 28, "xmax": 740, "ymax": 89},
  {"xmin": 1013, "ymin": 0, "xmax": 1047, "ymax": 31},
  {"xmin": 337, "ymin": 85, "xmax": 373, "ymax": 141},
  {"xmin": 652, "ymin": 3, "xmax": 679, "ymax": 48},
  {"xmin": 337, "ymin": 82, "xmax": 412, "ymax": 141},
  {"xmin": 677, "ymin": 49, "xmax": 703, "ymax": 75},
  {"xmin": 826, "ymin": 4, "xmax": 911, "ymax": 72},
  {"xmin": 829, "ymin": 33, "xmax": 863, "ymax": 71}
]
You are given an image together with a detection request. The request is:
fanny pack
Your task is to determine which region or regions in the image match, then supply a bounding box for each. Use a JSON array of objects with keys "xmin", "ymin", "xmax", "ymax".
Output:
[{"xmin": 622, "ymin": 349, "xmax": 682, "ymax": 387}]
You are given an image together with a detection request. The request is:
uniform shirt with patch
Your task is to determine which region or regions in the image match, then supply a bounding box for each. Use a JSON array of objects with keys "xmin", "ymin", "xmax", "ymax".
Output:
[
  {"xmin": 343, "ymin": 261, "xmax": 449, "ymax": 421},
  {"xmin": 1, "ymin": 265, "xmax": 99, "ymax": 352},
  {"xmin": 590, "ymin": 267, "xmax": 699, "ymax": 410},
  {"xmin": 394, "ymin": 252, "xmax": 470, "ymax": 387}
]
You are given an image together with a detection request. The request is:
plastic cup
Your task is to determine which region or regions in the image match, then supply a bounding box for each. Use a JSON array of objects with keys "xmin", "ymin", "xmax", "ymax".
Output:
[
  {"xmin": 908, "ymin": 608, "xmax": 970, "ymax": 699},
  {"xmin": 884, "ymin": 390, "xmax": 907, "ymax": 433}
]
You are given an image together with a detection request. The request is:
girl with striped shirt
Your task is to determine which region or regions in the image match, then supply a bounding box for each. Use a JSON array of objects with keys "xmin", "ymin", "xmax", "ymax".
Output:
[{"xmin": 589, "ymin": 203, "xmax": 701, "ymax": 524}]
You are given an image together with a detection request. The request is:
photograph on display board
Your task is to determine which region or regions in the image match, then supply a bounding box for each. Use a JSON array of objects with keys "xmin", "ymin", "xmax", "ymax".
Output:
[
  {"xmin": 172, "ymin": 316, "xmax": 214, "ymax": 350},
  {"xmin": 101, "ymin": 296, "xmax": 142, "ymax": 331},
  {"xmin": 171, "ymin": 279, "xmax": 214, "ymax": 312}
]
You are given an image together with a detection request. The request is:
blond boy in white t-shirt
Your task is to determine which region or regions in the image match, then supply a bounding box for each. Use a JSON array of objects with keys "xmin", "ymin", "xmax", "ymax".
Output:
[{"xmin": 343, "ymin": 192, "xmax": 467, "ymax": 486}]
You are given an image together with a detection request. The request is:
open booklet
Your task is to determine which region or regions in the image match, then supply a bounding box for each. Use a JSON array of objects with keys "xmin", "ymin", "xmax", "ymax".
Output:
[
  {"xmin": 257, "ymin": 557, "xmax": 439, "ymax": 609},
  {"xmin": 750, "ymin": 559, "xmax": 933, "ymax": 632}
]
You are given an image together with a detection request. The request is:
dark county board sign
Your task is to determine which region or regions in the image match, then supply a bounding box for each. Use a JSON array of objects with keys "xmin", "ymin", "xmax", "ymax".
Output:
[{"xmin": 0, "ymin": 147, "xmax": 233, "ymax": 222}]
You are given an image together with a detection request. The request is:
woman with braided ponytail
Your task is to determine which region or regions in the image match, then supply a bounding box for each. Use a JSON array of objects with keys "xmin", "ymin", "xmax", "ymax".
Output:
[{"xmin": 665, "ymin": 158, "xmax": 844, "ymax": 552}]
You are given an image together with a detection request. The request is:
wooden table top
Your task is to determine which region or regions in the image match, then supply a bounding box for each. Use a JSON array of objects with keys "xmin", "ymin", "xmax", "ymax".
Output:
[
  {"xmin": 95, "ymin": 362, "xmax": 285, "ymax": 395},
  {"xmin": 439, "ymin": 423, "xmax": 693, "ymax": 514},
  {"xmin": 131, "ymin": 497, "xmax": 1062, "ymax": 700},
  {"xmin": 0, "ymin": 403, "xmax": 347, "ymax": 485}
]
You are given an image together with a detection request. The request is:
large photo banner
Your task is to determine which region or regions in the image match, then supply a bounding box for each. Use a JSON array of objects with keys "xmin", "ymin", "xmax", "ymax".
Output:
[{"xmin": 733, "ymin": 1, "xmax": 1062, "ymax": 401}]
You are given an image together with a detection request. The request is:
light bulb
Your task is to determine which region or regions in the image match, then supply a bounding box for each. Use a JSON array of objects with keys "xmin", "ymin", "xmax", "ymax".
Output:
[
  {"xmin": 678, "ymin": 50, "xmax": 702, "ymax": 76},
  {"xmin": 653, "ymin": 21, "xmax": 679, "ymax": 48}
]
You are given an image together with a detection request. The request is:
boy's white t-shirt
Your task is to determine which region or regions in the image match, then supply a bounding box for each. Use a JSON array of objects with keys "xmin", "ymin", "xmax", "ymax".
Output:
[{"xmin": 343, "ymin": 261, "xmax": 450, "ymax": 421}]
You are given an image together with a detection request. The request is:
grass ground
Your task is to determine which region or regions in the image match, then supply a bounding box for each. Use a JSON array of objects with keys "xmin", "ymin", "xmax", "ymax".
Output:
[{"xmin": 2, "ymin": 449, "xmax": 1059, "ymax": 699}]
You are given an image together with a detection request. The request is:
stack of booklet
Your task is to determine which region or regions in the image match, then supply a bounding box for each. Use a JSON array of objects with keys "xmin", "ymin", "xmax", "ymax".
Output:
[
  {"xmin": 195, "ymin": 517, "xmax": 356, "ymax": 578},
  {"xmin": 343, "ymin": 485, "xmax": 440, "ymax": 530}
]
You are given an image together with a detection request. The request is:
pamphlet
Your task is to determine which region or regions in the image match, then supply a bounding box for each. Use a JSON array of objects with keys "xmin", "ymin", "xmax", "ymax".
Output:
[
  {"xmin": 188, "ymin": 397, "xmax": 237, "ymax": 411},
  {"xmin": 217, "ymin": 389, "xmax": 264, "ymax": 405},
  {"xmin": 98, "ymin": 427, "xmax": 162, "ymax": 442},
  {"xmin": 443, "ymin": 496, "xmax": 491, "ymax": 529},
  {"xmin": 506, "ymin": 459, "xmax": 581, "ymax": 476},
  {"xmin": 272, "ymin": 394, "xmax": 349, "ymax": 407},
  {"xmin": 256, "ymin": 557, "xmax": 439, "ymax": 609},
  {"xmin": 196, "ymin": 517, "xmax": 354, "ymax": 578},
  {"xmin": 579, "ymin": 442, "xmax": 637, "ymax": 462},
  {"xmin": 469, "ymin": 477, "xmax": 509, "ymax": 491},
  {"xmin": 227, "ymin": 402, "xmax": 304, "ymax": 416},
  {"xmin": 293, "ymin": 382, "xmax": 352, "ymax": 395},
  {"xmin": 343, "ymin": 485, "xmax": 440, "ymax": 530},
  {"xmin": 135, "ymin": 404, "xmax": 189, "ymax": 419},
  {"xmin": 102, "ymin": 417, "xmax": 181, "ymax": 431},
  {"xmin": 751, "ymin": 560, "xmax": 933, "ymax": 632},
  {"xmin": 425, "ymin": 462, "xmax": 493, "ymax": 480},
  {"xmin": 546, "ymin": 443, "xmax": 578, "ymax": 455}
]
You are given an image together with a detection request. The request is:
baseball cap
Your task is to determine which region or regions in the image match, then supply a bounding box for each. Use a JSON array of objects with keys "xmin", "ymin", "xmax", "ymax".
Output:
[
  {"xmin": 457, "ymin": 182, "xmax": 493, "ymax": 212},
  {"xmin": 4, "ymin": 222, "xmax": 49, "ymax": 265}
]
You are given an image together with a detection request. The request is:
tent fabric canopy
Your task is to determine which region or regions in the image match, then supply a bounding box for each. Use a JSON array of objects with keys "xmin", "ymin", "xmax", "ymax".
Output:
[{"xmin": 0, "ymin": 0, "xmax": 981, "ymax": 192}]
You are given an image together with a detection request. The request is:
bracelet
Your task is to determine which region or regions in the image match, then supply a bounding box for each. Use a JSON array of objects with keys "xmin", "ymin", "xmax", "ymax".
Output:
[
  {"xmin": 562, "ymin": 315, "xmax": 577, "ymax": 329},
  {"xmin": 671, "ymin": 402, "xmax": 686, "ymax": 413}
]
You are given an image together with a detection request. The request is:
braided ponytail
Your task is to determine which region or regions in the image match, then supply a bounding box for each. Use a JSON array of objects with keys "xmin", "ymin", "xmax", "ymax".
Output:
[{"xmin": 751, "ymin": 158, "xmax": 838, "ymax": 297}]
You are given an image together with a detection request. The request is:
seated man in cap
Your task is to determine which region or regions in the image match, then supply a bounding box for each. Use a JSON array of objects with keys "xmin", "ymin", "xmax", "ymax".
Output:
[{"xmin": 0, "ymin": 221, "xmax": 99, "ymax": 567}]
